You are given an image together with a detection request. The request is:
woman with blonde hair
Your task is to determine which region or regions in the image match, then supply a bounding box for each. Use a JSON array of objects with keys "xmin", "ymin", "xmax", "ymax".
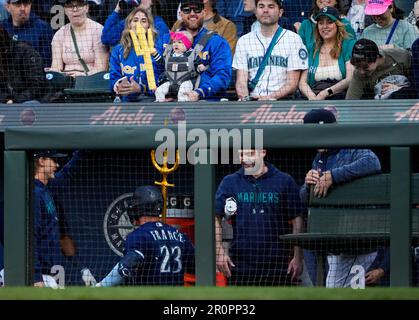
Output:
[
  {"xmin": 109, "ymin": 7, "xmax": 167, "ymax": 102},
  {"xmin": 298, "ymin": 6, "xmax": 356, "ymax": 100}
]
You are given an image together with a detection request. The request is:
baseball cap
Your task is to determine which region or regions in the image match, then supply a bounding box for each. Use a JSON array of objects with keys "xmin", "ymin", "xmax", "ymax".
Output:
[
  {"xmin": 350, "ymin": 38, "xmax": 380, "ymax": 66},
  {"xmin": 303, "ymin": 109, "xmax": 336, "ymax": 124},
  {"xmin": 33, "ymin": 150, "xmax": 68, "ymax": 159},
  {"xmin": 180, "ymin": 0, "xmax": 204, "ymax": 8},
  {"xmin": 365, "ymin": 0, "xmax": 393, "ymax": 16},
  {"xmin": 58, "ymin": 0, "xmax": 87, "ymax": 5},
  {"xmin": 7, "ymin": 0, "xmax": 31, "ymax": 3},
  {"xmin": 314, "ymin": 6, "xmax": 340, "ymax": 22}
]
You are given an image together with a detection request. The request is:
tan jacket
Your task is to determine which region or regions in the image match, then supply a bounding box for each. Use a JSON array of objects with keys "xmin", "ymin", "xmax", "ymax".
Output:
[{"xmin": 172, "ymin": 13, "xmax": 238, "ymax": 55}]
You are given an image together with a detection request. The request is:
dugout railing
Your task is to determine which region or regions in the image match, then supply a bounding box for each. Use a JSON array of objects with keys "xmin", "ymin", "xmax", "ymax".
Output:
[{"xmin": 3, "ymin": 121, "xmax": 419, "ymax": 287}]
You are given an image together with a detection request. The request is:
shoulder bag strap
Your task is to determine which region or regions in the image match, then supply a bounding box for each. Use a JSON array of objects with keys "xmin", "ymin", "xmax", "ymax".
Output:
[
  {"xmin": 385, "ymin": 19, "xmax": 399, "ymax": 45},
  {"xmin": 70, "ymin": 26, "xmax": 90, "ymax": 75},
  {"xmin": 248, "ymin": 27, "xmax": 284, "ymax": 91}
]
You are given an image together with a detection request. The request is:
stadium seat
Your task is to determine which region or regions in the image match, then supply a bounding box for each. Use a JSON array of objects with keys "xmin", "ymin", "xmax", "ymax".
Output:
[{"xmin": 62, "ymin": 71, "xmax": 115, "ymax": 103}]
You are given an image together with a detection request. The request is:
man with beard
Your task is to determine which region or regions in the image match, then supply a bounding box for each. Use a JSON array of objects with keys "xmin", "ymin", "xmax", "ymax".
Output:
[
  {"xmin": 346, "ymin": 38, "xmax": 414, "ymax": 99},
  {"xmin": 173, "ymin": 0, "xmax": 232, "ymax": 101},
  {"xmin": 1, "ymin": 0, "xmax": 53, "ymax": 68},
  {"xmin": 215, "ymin": 149, "xmax": 305, "ymax": 286},
  {"xmin": 233, "ymin": 0, "xmax": 308, "ymax": 101}
]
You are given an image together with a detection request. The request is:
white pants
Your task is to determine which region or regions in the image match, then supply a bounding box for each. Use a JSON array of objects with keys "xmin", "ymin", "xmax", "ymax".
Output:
[
  {"xmin": 42, "ymin": 274, "xmax": 59, "ymax": 289},
  {"xmin": 326, "ymin": 251, "xmax": 377, "ymax": 288},
  {"xmin": 155, "ymin": 80, "xmax": 194, "ymax": 102},
  {"xmin": 0, "ymin": 270, "xmax": 58, "ymax": 288}
]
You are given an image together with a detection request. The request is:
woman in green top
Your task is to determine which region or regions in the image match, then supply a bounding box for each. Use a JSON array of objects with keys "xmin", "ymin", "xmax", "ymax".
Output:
[
  {"xmin": 298, "ymin": 6, "xmax": 355, "ymax": 100},
  {"xmin": 297, "ymin": 0, "xmax": 355, "ymax": 47}
]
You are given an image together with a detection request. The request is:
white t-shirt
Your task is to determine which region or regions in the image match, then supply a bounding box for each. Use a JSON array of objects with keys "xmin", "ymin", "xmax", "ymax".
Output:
[{"xmin": 233, "ymin": 28, "xmax": 308, "ymax": 97}]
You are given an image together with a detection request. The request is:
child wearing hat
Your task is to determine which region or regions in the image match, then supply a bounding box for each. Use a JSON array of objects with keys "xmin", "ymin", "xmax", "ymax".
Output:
[{"xmin": 155, "ymin": 30, "xmax": 208, "ymax": 102}]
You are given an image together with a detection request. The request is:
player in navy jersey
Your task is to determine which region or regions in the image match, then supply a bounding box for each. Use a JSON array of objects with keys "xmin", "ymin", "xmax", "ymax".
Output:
[
  {"xmin": 33, "ymin": 150, "xmax": 81, "ymax": 288},
  {"xmin": 97, "ymin": 185, "xmax": 195, "ymax": 286},
  {"xmin": 215, "ymin": 149, "xmax": 305, "ymax": 286}
]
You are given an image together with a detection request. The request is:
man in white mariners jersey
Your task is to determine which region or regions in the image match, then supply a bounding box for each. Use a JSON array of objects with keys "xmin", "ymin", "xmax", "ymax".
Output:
[{"xmin": 233, "ymin": 0, "xmax": 308, "ymax": 101}]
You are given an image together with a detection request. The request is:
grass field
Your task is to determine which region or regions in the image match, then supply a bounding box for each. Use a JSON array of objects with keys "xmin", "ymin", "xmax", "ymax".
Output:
[{"xmin": 0, "ymin": 287, "xmax": 419, "ymax": 300}]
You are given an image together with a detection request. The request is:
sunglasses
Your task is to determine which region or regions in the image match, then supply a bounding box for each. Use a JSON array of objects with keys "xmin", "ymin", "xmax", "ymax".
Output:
[{"xmin": 181, "ymin": 6, "xmax": 204, "ymax": 14}]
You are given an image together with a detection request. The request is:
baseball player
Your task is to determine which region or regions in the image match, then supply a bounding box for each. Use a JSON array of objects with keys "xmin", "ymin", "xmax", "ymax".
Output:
[
  {"xmin": 234, "ymin": 0, "xmax": 308, "ymax": 101},
  {"xmin": 97, "ymin": 186, "xmax": 195, "ymax": 286},
  {"xmin": 33, "ymin": 150, "xmax": 81, "ymax": 288},
  {"xmin": 215, "ymin": 149, "xmax": 305, "ymax": 286}
]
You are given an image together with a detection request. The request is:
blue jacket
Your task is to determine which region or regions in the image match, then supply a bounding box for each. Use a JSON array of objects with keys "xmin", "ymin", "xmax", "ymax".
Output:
[
  {"xmin": 187, "ymin": 28, "xmax": 232, "ymax": 99},
  {"xmin": 122, "ymin": 222, "xmax": 195, "ymax": 285},
  {"xmin": 215, "ymin": 162, "xmax": 305, "ymax": 276},
  {"xmin": 33, "ymin": 151, "xmax": 81, "ymax": 283},
  {"xmin": 1, "ymin": 12, "xmax": 54, "ymax": 68},
  {"xmin": 109, "ymin": 44, "xmax": 164, "ymax": 102},
  {"xmin": 101, "ymin": 11, "xmax": 169, "ymax": 48},
  {"xmin": 300, "ymin": 149, "xmax": 381, "ymax": 203}
]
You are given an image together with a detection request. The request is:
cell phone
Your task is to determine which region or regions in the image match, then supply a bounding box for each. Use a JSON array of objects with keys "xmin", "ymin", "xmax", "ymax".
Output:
[{"xmin": 116, "ymin": 76, "xmax": 129, "ymax": 84}]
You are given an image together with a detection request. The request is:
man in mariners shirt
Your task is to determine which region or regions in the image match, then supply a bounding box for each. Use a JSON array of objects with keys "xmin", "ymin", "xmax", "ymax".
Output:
[
  {"xmin": 215, "ymin": 149, "xmax": 305, "ymax": 286},
  {"xmin": 173, "ymin": 0, "xmax": 232, "ymax": 101},
  {"xmin": 97, "ymin": 186, "xmax": 195, "ymax": 286},
  {"xmin": 33, "ymin": 150, "xmax": 81, "ymax": 288},
  {"xmin": 234, "ymin": 0, "xmax": 308, "ymax": 101}
]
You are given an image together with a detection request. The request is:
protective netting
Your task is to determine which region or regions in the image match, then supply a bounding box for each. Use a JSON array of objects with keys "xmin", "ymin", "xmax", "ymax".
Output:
[
  {"xmin": 30, "ymin": 149, "xmax": 195, "ymax": 287},
  {"xmin": 0, "ymin": 0, "xmax": 418, "ymax": 103},
  {"xmin": 27, "ymin": 146, "xmax": 419, "ymax": 288}
]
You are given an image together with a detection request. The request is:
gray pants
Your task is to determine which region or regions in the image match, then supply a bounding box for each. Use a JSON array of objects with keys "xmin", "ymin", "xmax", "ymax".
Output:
[{"xmin": 326, "ymin": 251, "xmax": 377, "ymax": 288}]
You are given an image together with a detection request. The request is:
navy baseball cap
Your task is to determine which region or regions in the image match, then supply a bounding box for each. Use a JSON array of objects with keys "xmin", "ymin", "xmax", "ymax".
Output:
[
  {"xmin": 7, "ymin": 0, "xmax": 31, "ymax": 3},
  {"xmin": 303, "ymin": 109, "xmax": 336, "ymax": 124},
  {"xmin": 33, "ymin": 150, "xmax": 68, "ymax": 159},
  {"xmin": 314, "ymin": 6, "xmax": 340, "ymax": 22}
]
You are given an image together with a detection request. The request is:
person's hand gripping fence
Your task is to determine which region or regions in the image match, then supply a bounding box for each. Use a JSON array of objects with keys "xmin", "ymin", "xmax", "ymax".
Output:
[{"xmin": 129, "ymin": 24, "xmax": 157, "ymax": 91}]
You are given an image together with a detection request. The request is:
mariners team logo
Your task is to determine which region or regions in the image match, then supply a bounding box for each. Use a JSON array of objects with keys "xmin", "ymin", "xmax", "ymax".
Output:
[
  {"xmin": 299, "ymin": 48, "xmax": 308, "ymax": 60},
  {"xmin": 103, "ymin": 193, "xmax": 136, "ymax": 256}
]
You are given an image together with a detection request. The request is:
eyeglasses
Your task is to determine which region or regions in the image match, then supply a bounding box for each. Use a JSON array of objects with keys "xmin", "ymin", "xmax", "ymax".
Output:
[
  {"xmin": 64, "ymin": 2, "xmax": 86, "ymax": 9},
  {"xmin": 181, "ymin": 6, "xmax": 204, "ymax": 14}
]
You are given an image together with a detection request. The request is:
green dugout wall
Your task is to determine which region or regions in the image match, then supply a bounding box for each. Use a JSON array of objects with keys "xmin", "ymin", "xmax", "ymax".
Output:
[{"xmin": 4, "ymin": 122, "xmax": 419, "ymax": 287}]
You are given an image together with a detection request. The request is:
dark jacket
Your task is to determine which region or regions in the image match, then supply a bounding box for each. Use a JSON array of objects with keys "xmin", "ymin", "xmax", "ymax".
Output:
[
  {"xmin": 4, "ymin": 41, "xmax": 50, "ymax": 103},
  {"xmin": 1, "ymin": 12, "xmax": 54, "ymax": 68}
]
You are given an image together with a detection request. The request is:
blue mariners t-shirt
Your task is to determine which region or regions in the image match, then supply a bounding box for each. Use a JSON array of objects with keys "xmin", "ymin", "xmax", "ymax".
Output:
[
  {"xmin": 215, "ymin": 162, "xmax": 305, "ymax": 276},
  {"xmin": 123, "ymin": 222, "xmax": 195, "ymax": 285}
]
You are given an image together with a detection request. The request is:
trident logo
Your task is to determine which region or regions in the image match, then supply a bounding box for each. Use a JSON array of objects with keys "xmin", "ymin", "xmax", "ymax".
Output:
[
  {"xmin": 151, "ymin": 149, "xmax": 180, "ymax": 223},
  {"xmin": 130, "ymin": 23, "xmax": 157, "ymax": 91}
]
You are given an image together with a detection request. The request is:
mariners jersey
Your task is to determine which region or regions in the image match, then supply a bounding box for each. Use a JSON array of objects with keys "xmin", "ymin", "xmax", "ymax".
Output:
[
  {"xmin": 215, "ymin": 162, "xmax": 305, "ymax": 276},
  {"xmin": 233, "ymin": 28, "xmax": 308, "ymax": 97},
  {"xmin": 122, "ymin": 222, "xmax": 195, "ymax": 285}
]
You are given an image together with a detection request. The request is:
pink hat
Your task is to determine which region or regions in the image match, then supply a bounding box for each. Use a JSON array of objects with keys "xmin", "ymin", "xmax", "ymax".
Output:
[
  {"xmin": 170, "ymin": 32, "xmax": 193, "ymax": 50},
  {"xmin": 365, "ymin": 0, "xmax": 393, "ymax": 15}
]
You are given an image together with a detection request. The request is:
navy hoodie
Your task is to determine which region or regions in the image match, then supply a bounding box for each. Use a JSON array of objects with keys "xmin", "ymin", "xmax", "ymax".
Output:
[{"xmin": 215, "ymin": 162, "xmax": 305, "ymax": 276}]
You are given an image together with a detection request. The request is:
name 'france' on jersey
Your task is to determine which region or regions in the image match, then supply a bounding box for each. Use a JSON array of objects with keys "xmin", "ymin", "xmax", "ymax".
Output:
[
  {"xmin": 123, "ymin": 221, "xmax": 195, "ymax": 285},
  {"xmin": 233, "ymin": 28, "xmax": 308, "ymax": 97}
]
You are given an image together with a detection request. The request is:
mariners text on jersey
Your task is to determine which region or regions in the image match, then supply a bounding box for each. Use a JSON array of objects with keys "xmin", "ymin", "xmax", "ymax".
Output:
[
  {"xmin": 236, "ymin": 191, "xmax": 279, "ymax": 203},
  {"xmin": 248, "ymin": 56, "xmax": 289, "ymax": 69}
]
